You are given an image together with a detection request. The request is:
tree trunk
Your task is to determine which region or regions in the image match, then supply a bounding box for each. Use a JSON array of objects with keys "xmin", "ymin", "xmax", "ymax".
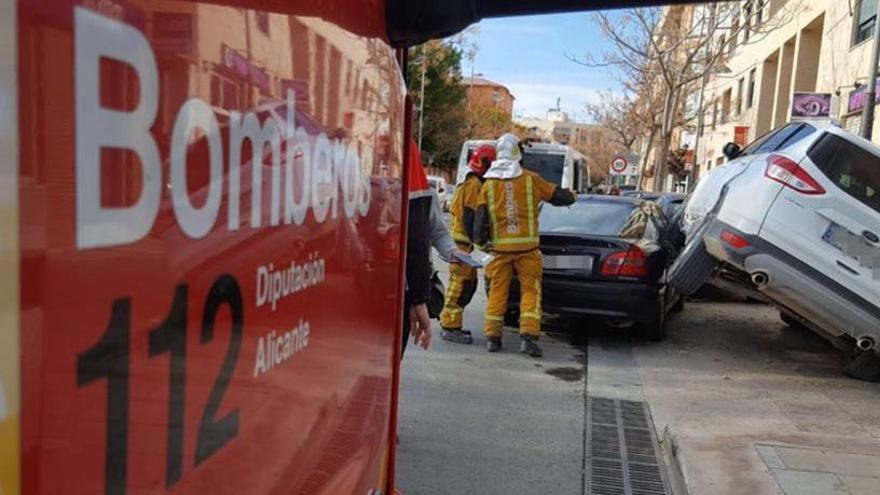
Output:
[
  {"xmin": 638, "ymin": 126, "xmax": 657, "ymax": 189},
  {"xmin": 652, "ymin": 88, "xmax": 679, "ymax": 192},
  {"xmin": 652, "ymin": 131, "xmax": 673, "ymax": 192}
]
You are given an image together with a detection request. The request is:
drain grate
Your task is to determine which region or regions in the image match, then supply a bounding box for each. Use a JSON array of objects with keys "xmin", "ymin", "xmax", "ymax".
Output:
[{"xmin": 586, "ymin": 397, "xmax": 668, "ymax": 495}]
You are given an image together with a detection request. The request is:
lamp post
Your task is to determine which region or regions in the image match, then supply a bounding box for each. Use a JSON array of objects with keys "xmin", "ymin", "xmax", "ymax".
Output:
[
  {"xmin": 417, "ymin": 51, "xmax": 427, "ymax": 151},
  {"xmin": 860, "ymin": 0, "xmax": 880, "ymax": 140}
]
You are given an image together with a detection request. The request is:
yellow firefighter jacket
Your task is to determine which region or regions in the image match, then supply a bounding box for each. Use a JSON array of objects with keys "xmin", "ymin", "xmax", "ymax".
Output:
[{"xmin": 474, "ymin": 169, "xmax": 575, "ymax": 253}]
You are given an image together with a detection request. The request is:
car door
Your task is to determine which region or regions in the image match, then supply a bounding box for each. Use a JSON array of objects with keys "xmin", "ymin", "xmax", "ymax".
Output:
[{"xmin": 761, "ymin": 130, "xmax": 880, "ymax": 311}]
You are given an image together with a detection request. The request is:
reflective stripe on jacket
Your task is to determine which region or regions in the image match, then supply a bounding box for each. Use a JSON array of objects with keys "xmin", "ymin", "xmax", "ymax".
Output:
[
  {"xmin": 450, "ymin": 174, "xmax": 482, "ymax": 246},
  {"xmin": 475, "ymin": 170, "xmax": 560, "ymax": 253}
]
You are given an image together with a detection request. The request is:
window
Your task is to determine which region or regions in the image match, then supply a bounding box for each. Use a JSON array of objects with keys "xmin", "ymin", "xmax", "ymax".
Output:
[
  {"xmin": 718, "ymin": 35, "xmax": 727, "ymax": 60},
  {"xmin": 255, "ymin": 11, "xmax": 269, "ymax": 35},
  {"xmin": 743, "ymin": 123, "xmax": 817, "ymax": 155},
  {"xmin": 712, "ymin": 98, "xmax": 719, "ymax": 130},
  {"xmin": 539, "ymin": 202, "xmax": 637, "ymax": 237},
  {"xmin": 729, "ymin": 18, "xmax": 739, "ymax": 56},
  {"xmin": 756, "ymin": 0, "xmax": 765, "ymax": 25},
  {"xmin": 722, "ymin": 89, "xmax": 732, "ymax": 124},
  {"xmin": 747, "ymin": 68, "xmax": 756, "ymax": 108},
  {"xmin": 808, "ymin": 133, "xmax": 880, "ymax": 213},
  {"xmin": 744, "ymin": 3, "xmax": 752, "ymax": 43},
  {"xmin": 855, "ymin": 0, "xmax": 878, "ymax": 46},
  {"xmin": 521, "ymin": 152, "xmax": 566, "ymax": 185},
  {"xmin": 210, "ymin": 74, "xmax": 241, "ymax": 110},
  {"xmin": 737, "ymin": 78, "xmax": 745, "ymax": 115}
]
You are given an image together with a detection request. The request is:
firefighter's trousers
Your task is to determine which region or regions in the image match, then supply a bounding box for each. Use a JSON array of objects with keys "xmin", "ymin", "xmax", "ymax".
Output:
[
  {"xmin": 440, "ymin": 262, "xmax": 478, "ymax": 330},
  {"xmin": 483, "ymin": 249, "xmax": 542, "ymax": 339}
]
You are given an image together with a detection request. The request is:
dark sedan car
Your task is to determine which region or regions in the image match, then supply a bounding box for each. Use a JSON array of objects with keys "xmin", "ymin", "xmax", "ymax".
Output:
[{"xmin": 506, "ymin": 195, "xmax": 683, "ymax": 340}]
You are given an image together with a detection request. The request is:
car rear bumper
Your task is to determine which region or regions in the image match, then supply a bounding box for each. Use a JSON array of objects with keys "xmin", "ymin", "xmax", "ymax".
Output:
[
  {"xmin": 508, "ymin": 277, "xmax": 662, "ymax": 323},
  {"xmin": 702, "ymin": 220, "xmax": 880, "ymax": 344},
  {"xmin": 744, "ymin": 253, "xmax": 880, "ymax": 343}
]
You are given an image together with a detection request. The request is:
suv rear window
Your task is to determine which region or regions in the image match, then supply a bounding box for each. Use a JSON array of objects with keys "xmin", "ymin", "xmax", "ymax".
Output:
[
  {"xmin": 808, "ymin": 133, "xmax": 880, "ymax": 213},
  {"xmin": 742, "ymin": 123, "xmax": 816, "ymax": 155}
]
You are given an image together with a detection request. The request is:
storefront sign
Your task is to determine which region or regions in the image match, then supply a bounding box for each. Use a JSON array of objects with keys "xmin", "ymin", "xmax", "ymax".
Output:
[
  {"xmin": 791, "ymin": 92, "xmax": 832, "ymax": 118},
  {"xmin": 848, "ymin": 79, "xmax": 880, "ymax": 113},
  {"xmin": 222, "ymin": 44, "xmax": 271, "ymax": 92}
]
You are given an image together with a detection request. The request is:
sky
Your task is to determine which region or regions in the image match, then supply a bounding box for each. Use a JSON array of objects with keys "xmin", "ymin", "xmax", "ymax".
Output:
[{"xmin": 465, "ymin": 12, "xmax": 621, "ymax": 123}]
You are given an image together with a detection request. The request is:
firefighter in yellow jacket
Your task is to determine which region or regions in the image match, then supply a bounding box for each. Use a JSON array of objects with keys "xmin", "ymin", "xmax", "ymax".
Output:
[
  {"xmin": 473, "ymin": 134, "xmax": 576, "ymax": 357},
  {"xmin": 439, "ymin": 145, "xmax": 496, "ymax": 344}
]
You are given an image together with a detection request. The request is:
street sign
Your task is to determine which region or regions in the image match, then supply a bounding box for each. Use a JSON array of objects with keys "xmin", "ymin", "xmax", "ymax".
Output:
[
  {"xmin": 610, "ymin": 156, "xmax": 628, "ymax": 175},
  {"xmin": 610, "ymin": 155, "xmax": 638, "ymax": 176}
]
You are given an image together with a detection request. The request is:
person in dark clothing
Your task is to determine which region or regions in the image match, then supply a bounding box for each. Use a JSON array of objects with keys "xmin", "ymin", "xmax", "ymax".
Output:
[{"xmin": 402, "ymin": 139, "xmax": 434, "ymax": 355}]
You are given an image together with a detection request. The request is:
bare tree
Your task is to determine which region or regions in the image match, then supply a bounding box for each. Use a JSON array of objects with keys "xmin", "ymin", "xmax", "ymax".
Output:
[
  {"xmin": 585, "ymin": 92, "xmax": 643, "ymax": 153},
  {"xmin": 578, "ymin": 1, "xmax": 800, "ymax": 191}
]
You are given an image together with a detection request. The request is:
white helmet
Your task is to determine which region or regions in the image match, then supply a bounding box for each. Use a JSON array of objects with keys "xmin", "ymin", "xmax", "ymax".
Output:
[
  {"xmin": 495, "ymin": 133, "xmax": 522, "ymax": 163},
  {"xmin": 484, "ymin": 133, "xmax": 524, "ymax": 180}
]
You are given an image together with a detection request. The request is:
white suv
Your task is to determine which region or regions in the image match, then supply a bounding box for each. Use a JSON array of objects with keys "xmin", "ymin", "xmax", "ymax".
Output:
[{"xmin": 670, "ymin": 122, "xmax": 880, "ymax": 381}]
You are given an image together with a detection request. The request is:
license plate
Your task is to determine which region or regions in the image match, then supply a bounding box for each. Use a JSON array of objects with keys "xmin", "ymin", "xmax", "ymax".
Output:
[{"xmin": 544, "ymin": 255, "xmax": 593, "ymax": 271}]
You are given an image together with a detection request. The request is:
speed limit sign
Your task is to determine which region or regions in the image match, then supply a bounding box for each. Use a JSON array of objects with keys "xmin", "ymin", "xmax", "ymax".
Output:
[{"xmin": 610, "ymin": 156, "xmax": 628, "ymax": 175}]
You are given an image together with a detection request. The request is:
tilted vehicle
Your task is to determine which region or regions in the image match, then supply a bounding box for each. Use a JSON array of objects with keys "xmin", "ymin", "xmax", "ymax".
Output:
[
  {"xmin": 506, "ymin": 195, "xmax": 684, "ymax": 340},
  {"xmin": 669, "ymin": 122, "xmax": 880, "ymax": 381}
]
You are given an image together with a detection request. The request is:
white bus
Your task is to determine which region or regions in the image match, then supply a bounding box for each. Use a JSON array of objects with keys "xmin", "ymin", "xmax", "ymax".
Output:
[{"xmin": 455, "ymin": 140, "xmax": 590, "ymax": 191}]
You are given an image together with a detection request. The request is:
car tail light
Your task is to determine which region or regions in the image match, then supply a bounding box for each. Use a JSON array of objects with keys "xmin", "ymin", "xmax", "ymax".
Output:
[
  {"xmin": 721, "ymin": 230, "xmax": 751, "ymax": 249},
  {"xmin": 601, "ymin": 245, "xmax": 649, "ymax": 278},
  {"xmin": 764, "ymin": 154, "xmax": 826, "ymax": 195}
]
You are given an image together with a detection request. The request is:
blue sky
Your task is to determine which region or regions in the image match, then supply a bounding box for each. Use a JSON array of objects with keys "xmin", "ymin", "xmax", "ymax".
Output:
[{"xmin": 465, "ymin": 13, "xmax": 621, "ymax": 122}]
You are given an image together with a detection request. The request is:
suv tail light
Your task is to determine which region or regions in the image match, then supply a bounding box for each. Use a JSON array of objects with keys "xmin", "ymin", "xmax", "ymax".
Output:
[
  {"xmin": 601, "ymin": 245, "xmax": 649, "ymax": 278},
  {"xmin": 764, "ymin": 154, "xmax": 826, "ymax": 195},
  {"xmin": 721, "ymin": 230, "xmax": 751, "ymax": 249}
]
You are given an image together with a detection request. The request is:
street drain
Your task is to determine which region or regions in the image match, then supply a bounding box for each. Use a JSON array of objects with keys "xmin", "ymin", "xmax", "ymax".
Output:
[{"xmin": 586, "ymin": 397, "xmax": 668, "ymax": 495}]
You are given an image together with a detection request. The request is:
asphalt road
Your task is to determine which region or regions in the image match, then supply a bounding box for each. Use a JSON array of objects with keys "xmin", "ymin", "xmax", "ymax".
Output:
[{"xmin": 396, "ymin": 254, "xmax": 880, "ymax": 495}]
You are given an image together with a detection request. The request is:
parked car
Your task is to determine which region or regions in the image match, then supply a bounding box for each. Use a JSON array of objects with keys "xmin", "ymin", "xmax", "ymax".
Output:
[
  {"xmin": 669, "ymin": 122, "xmax": 880, "ymax": 381},
  {"xmin": 506, "ymin": 195, "xmax": 684, "ymax": 340}
]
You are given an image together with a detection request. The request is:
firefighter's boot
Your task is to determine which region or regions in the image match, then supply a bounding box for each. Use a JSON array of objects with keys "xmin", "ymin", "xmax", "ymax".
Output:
[
  {"xmin": 441, "ymin": 328, "xmax": 474, "ymax": 345},
  {"xmin": 486, "ymin": 337, "xmax": 503, "ymax": 353},
  {"xmin": 520, "ymin": 335, "xmax": 543, "ymax": 358}
]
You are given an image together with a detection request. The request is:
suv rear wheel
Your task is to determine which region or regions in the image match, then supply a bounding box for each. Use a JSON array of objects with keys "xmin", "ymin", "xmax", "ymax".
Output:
[{"xmin": 840, "ymin": 345, "xmax": 880, "ymax": 382}]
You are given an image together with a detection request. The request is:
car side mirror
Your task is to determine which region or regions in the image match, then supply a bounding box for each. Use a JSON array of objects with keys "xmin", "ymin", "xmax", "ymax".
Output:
[{"xmin": 723, "ymin": 142, "xmax": 742, "ymax": 161}]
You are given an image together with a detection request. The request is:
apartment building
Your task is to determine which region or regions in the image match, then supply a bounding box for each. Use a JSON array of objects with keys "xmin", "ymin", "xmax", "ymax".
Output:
[
  {"xmin": 462, "ymin": 77, "xmax": 516, "ymax": 116},
  {"xmin": 697, "ymin": 0, "xmax": 880, "ymax": 177}
]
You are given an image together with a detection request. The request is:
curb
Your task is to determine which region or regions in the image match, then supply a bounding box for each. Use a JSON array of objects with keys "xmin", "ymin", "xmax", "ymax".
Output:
[{"xmin": 658, "ymin": 425, "xmax": 690, "ymax": 495}]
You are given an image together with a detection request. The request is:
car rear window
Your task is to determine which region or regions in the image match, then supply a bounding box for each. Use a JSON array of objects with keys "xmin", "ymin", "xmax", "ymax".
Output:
[
  {"xmin": 540, "ymin": 201, "xmax": 640, "ymax": 237},
  {"xmin": 808, "ymin": 133, "xmax": 880, "ymax": 214}
]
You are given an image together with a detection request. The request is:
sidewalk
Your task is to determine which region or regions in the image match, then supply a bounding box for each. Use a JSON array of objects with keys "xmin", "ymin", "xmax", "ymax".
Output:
[{"xmin": 588, "ymin": 302, "xmax": 880, "ymax": 495}]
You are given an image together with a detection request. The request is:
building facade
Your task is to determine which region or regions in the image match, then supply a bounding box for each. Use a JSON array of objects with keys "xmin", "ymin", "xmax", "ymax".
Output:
[
  {"xmin": 696, "ymin": 0, "xmax": 880, "ymax": 178},
  {"xmin": 462, "ymin": 77, "xmax": 515, "ymax": 116}
]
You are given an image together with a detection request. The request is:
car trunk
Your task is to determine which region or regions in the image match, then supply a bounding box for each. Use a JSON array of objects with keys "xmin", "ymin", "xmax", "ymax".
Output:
[{"xmin": 539, "ymin": 233, "xmax": 658, "ymax": 283}]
